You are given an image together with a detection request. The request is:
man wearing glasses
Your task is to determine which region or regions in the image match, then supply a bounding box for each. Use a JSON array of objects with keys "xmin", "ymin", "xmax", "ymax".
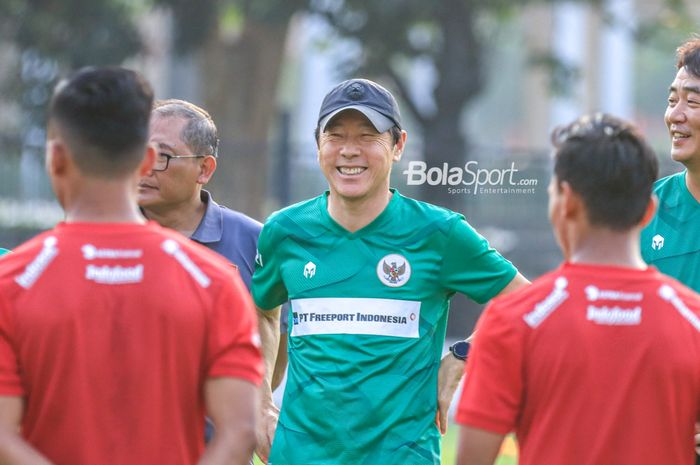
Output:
[{"xmin": 138, "ymin": 99, "xmax": 262, "ymax": 292}]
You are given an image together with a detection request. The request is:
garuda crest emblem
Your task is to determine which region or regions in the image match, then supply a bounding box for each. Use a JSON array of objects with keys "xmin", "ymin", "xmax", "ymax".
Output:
[{"xmin": 376, "ymin": 254, "xmax": 411, "ymax": 288}]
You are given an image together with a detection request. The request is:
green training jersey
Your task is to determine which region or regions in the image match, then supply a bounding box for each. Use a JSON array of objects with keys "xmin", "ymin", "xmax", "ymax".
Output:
[
  {"xmin": 642, "ymin": 171, "xmax": 700, "ymax": 292},
  {"xmin": 0, "ymin": 249, "xmax": 9, "ymax": 257},
  {"xmin": 252, "ymin": 189, "xmax": 517, "ymax": 465}
]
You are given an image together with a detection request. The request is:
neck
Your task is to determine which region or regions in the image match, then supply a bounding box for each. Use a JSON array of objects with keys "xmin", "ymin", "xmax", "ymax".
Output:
[
  {"xmin": 568, "ymin": 227, "xmax": 646, "ymax": 269},
  {"xmin": 141, "ymin": 191, "xmax": 206, "ymax": 237},
  {"xmin": 63, "ymin": 177, "xmax": 145, "ymax": 224},
  {"xmin": 327, "ymin": 189, "xmax": 393, "ymax": 232},
  {"xmin": 685, "ymin": 168, "xmax": 700, "ymax": 203}
]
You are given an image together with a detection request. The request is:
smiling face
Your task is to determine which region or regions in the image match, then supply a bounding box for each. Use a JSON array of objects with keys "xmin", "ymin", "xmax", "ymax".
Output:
[
  {"xmin": 317, "ymin": 110, "xmax": 405, "ymax": 203},
  {"xmin": 665, "ymin": 67, "xmax": 700, "ymax": 168}
]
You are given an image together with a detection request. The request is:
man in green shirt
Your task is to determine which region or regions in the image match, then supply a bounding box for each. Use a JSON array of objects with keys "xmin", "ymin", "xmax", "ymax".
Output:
[
  {"xmin": 641, "ymin": 37, "xmax": 700, "ymax": 464},
  {"xmin": 252, "ymin": 79, "xmax": 528, "ymax": 464},
  {"xmin": 642, "ymin": 38, "xmax": 700, "ymax": 292}
]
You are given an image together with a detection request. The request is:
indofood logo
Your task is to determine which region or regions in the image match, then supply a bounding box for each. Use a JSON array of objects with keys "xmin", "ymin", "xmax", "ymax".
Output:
[{"xmin": 403, "ymin": 161, "xmax": 538, "ymax": 195}]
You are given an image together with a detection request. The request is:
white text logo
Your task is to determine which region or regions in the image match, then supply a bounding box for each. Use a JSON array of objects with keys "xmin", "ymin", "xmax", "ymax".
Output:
[
  {"xmin": 403, "ymin": 161, "xmax": 537, "ymax": 196},
  {"xmin": 85, "ymin": 264, "xmax": 143, "ymax": 285}
]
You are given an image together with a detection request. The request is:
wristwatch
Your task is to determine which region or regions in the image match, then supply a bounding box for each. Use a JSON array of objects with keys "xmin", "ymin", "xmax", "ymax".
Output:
[{"xmin": 449, "ymin": 340, "xmax": 470, "ymax": 361}]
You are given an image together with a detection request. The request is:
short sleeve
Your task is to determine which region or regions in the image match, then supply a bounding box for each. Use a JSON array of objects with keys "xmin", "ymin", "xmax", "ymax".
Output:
[
  {"xmin": 251, "ymin": 221, "xmax": 288, "ymax": 310},
  {"xmin": 438, "ymin": 219, "xmax": 517, "ymax": 303},
  {"xmin": 0, "ymin": 294, "xmax": 22, "ymax": 396},
  {"xmin": 207, "ymin": 271, "xmax": 264, "ymax": 385},
  {"xmin": 455, "ymin": 301, "xmax": 524, "ymax": 434}
]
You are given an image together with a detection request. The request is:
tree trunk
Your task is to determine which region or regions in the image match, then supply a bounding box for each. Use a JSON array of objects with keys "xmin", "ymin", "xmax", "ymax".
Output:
[
  {"xmin": 418, "ymin": 0, "xmax": 483, "ymax": 213},
  {"xmin": 199, "ymin": 18, "xmax": 290, "ymax": 221}
]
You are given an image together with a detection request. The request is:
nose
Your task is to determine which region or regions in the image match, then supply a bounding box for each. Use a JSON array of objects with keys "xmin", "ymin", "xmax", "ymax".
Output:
[
  {"xmin": 667, "ymin": 101, "xmax": 687, "ymax": 126},
  {"xmin": 339, "ymin": 139, "xmax": 360, "ymax": 159}
]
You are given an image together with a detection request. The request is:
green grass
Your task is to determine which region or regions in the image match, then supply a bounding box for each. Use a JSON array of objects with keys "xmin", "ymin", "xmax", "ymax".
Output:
[{"xmin": 252, "ymin": 423, "xmax": 518, "ymax": 464}]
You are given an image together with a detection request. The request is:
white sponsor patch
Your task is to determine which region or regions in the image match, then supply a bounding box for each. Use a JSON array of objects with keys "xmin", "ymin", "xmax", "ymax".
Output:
[
  {"xmin": 587, "ymin": 305, "xmax": 641, "ymax": 325},
  {"xmin": 584, "ymin": 285, "xmax": 643, "ymax": 302},
  {"xmin": 81, "ymin": 244, "xmax": 143, "ymax": 260},
  {"xmin": 659, "ymin": 285, "xmax": 700, "ymax": 332},
  {"xmin": 85, "ymin": 264, "xmax": 144, "ymax": 285},
  {"xmin": 15, "ymin": 237, "xmax": 58, "ymax": 289},
  {"xmin": 161, "ymin": 239, "xmax": 211, "ymax": 288},
  {"xmin": 523, "ymin": 277, "xmax": 569, "ymax": 328},
  {"xmin": 290, "ymin": 297, "xmax": 421, "ymax": 338}
]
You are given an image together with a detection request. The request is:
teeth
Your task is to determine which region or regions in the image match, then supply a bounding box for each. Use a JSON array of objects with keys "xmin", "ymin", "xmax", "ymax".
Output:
[
  {"xmin": 339, "ymin": 167, "xmax": 365, "ymax": 175},
  {"xmin": 672, "ymin": 131, "xmax": 689, "ymax": 139}
]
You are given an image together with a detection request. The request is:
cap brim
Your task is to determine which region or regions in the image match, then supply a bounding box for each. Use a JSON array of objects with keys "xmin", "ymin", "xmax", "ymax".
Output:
[{"xmin": 319, "ymin": 105, "xmax": 395, "ymax": 133}]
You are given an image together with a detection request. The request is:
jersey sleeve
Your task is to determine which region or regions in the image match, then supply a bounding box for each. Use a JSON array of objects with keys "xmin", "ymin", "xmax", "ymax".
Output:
[
  {"xmin": 455, "ymin": 300, "xmax": 524, "ymax": 434},
  {"xmin": 251, "ymin": 221, "xmax": 288, "ymax": 310},
  {"xmin": 0, "ymin": 293, "xmax": 22, "ymax": 396},
  {"xmin": 438, "ymin": 219, "xmax": 517, "ymax": 303},
  {"xmin": 206, "ymin": 271, "xmax": 264, "ymax": 385}
]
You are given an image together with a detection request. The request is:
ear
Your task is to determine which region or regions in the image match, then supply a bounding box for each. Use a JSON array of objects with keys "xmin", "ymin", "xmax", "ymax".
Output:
[
  {"xmin": 45, "ymin": 139, "xmax": 70, "ymax": 178},
  {"xmin": 639, "ymin": 195, "xmax": 658, "ymax": 228},
  {"xmin": 559, "ymin": 181, "xmax": 583, "ymax": 220},
  {"xmin": 138, "ymin": 143, "xmax": 157, "ymax": 177},
  {"xmin": 196, "ymin": 155, "xmax": 217, "ymax": 185},
  {"xmin": 392, "ymin": 130, "xmax": 408, "ymax": 163}
]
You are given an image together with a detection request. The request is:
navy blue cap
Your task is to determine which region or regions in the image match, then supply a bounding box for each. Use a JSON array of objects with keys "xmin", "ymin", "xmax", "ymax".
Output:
[{"xmin": 318, "ymin": 79, "xmax": 402, "ymax": 133}]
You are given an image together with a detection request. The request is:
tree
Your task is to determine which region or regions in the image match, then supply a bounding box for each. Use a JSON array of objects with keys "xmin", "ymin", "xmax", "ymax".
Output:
[
  {"xmin": 0, "ymin": 0, "xmax": 144, "ymax": 197},
  {"xmin": 310, "ymin": 0, "xmax": 698, "ymax": 211},
  {"xmin": 157, "ymin": 0, "xmax": 309, "ymax": 219}
]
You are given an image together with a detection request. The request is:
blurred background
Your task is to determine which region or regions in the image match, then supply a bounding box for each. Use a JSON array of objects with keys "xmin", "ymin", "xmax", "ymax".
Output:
[{"xmin": 0, "ymin": 0, "xmax": 698, "ymax": 336}]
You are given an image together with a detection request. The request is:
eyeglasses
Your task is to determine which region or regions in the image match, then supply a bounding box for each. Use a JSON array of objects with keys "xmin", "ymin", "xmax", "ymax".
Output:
[{"xmin": 152, "ymin": 153, "xmax": 205, "ymax": 172}]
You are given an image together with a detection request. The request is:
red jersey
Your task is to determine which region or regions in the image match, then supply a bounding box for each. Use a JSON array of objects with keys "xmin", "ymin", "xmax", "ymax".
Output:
[
  {"xmin": 457, "ymin": 263, "xmax": 700, "ymax": 465},
  {"xmin": 0, "ymin": 222, "xmax": 263, "ymax": 465}
]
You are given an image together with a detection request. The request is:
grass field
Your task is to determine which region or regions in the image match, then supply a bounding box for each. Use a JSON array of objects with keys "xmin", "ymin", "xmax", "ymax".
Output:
[{"xmin": 252, "ymin": 423, "xmax": 518, "ymax": 465}]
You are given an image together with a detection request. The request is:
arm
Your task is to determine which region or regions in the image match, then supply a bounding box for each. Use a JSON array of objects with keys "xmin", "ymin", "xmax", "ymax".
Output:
[
  {"xmin": 0, "ymin": 396, "xmax": 53, "ymax": 465},
  {"xmin": 437, "ymin": 273, "xmax": 528, "ymax": 434},
  {"xmin": 437, "ymin": 333, "xmax": 474, "ymax": 435},
  {"xmin": 456, "ymin": 425, "xmax": 504, "ymax": 465},
  {"xmin": 198, "ymin": 378, "xmax": 259, "ymax": 465},
  {"xmin": 494, "ymin": 272, "xmax": 530, "ymax": 298},
  {"xmin": 255, "ymin": 305, "xmax": 281, "ymax": 464}
]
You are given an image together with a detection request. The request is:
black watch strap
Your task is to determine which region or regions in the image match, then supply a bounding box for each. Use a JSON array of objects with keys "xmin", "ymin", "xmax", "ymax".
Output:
[{"xmin": 449, "ymin": 340, "xmax": 470, "ymax": 361}]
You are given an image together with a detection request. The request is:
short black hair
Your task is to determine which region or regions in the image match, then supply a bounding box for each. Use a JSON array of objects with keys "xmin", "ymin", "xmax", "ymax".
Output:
[
  {"xmin": 48, "ymin": 66, "xmax": 153, "ymax": 177},
  {"xmin": 551, "ymin": 113, "xmax": 658, "ymax": 230},
  {"xmin": 676, "ymin": 37, "xmax": 700, "ymax": 79}
]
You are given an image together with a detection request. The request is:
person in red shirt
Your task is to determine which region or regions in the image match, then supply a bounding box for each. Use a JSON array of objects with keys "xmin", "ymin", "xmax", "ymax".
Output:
[
  {"xmin": 0, "ymin": 67, "xmax": 263, "ymax": 465},
  {"xmin": 456, "ymin": 113, "xmax": 700, "ymax": 465}
]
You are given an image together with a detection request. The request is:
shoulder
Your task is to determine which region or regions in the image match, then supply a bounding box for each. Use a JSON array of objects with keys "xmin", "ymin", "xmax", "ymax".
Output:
[
  {"xmin": 0, "ymin": 231, "xmax": 54, "ymax": 280},
  {"xmin": 652, "ymin": 171, "xmax": 684, "ymax": 197},
  {"xmin": 395, "ymin": 192, "xmax": 463, "ymax": 223},
  {"xmin": 393, "ymin": 192, "xmax": 464, "ymax": 239},
  {"xmin": 486, "ymin": 269, "xmax": 562, "ymax": 316},
  {"xmin": 657, "ymin": 272, "xmax": 700, "ymax": 306},
  {"xmin": 259, "ymin": 194, "xmax": 328, "ymax": 243},
  {"xmin": 154, "ymin": 225, "xmax": 239, "ymax": 283},
  {"xmin": 218, "ymin": 206, "xmax": 262, "ymax": 236}
]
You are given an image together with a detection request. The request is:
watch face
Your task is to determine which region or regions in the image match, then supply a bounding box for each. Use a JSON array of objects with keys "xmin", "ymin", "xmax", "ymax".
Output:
[{"xmin": 452, "ymin": 341, "xmax": 470, "ymax": 360}]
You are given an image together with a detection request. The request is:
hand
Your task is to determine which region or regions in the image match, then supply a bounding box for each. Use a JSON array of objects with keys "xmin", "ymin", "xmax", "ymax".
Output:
[
  {"xmin": 255, "ymin": 400, "xmax": 279, "ymax": 464},
  {"xmin": 437, "ymin": 352, "xmax": 465, "ymax": 435}
]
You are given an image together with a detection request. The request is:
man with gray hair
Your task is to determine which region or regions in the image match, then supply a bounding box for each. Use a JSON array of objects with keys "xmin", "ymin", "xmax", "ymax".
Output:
[{"xmin": 138, "ymin": 99, "xmax": 262, "ymax": 290}]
